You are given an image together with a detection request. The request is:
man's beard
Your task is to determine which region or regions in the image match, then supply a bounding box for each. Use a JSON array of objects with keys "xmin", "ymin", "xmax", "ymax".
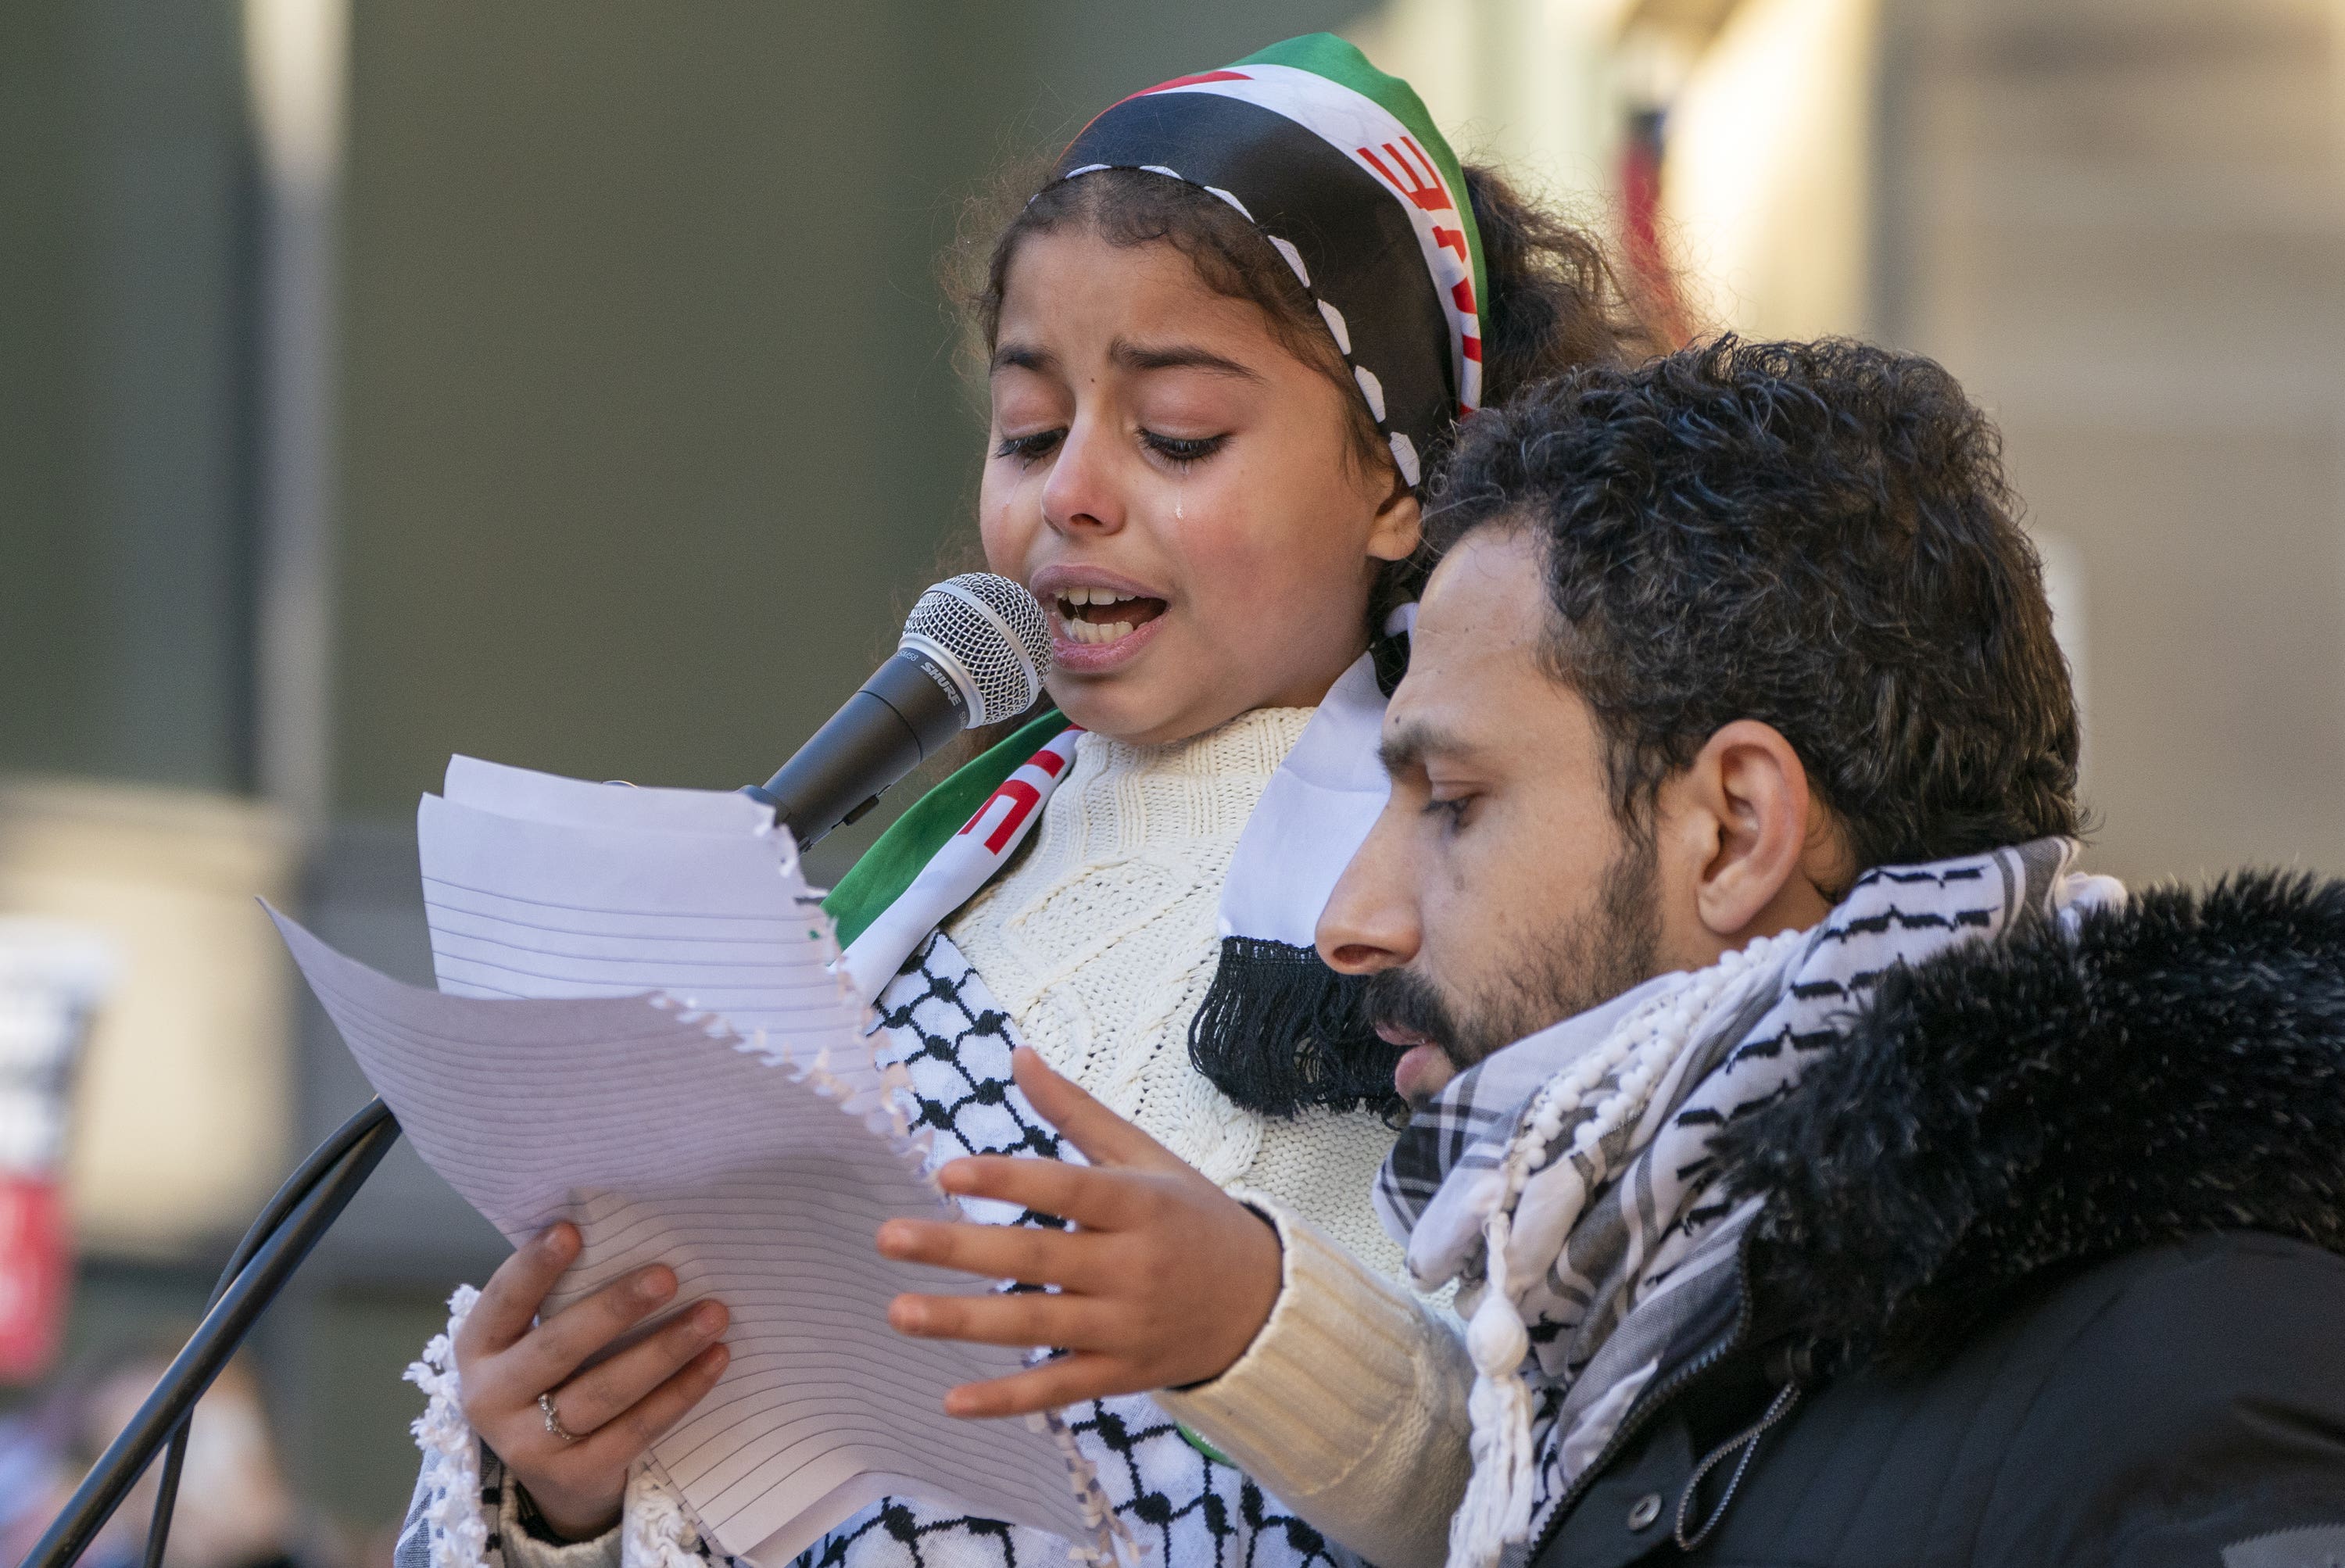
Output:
[{"xmin": 1366, "ymin": 829, "xmax": 1662, "ymax": 1076}]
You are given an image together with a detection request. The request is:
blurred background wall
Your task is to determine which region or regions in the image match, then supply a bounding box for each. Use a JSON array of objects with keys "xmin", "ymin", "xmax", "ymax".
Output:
[{"xmin": 2, "ymin": 0, "xmax": 2342, "ymax": 1552}]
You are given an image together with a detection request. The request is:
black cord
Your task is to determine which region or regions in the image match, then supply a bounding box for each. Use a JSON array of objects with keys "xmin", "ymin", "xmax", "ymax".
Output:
[
  {"xmin": 27, "ymin": 1100, "xmax": 401, "ymax": 1568},
  {"xmin": 138, "ymin": 1099, "xmax": 399, "ymax": 1568}
]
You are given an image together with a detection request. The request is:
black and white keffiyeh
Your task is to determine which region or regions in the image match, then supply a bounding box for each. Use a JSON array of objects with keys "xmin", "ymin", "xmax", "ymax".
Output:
[
  {"xmin": 794, "ymin": 933, "xmax": 1365, "ymax": 1568},
  {"xmin": 1374, "ymin": 839, "xmax": 2124, "ymax": 1568}
]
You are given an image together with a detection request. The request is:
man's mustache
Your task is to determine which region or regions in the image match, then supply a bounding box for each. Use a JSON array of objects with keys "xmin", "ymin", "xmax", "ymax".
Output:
[{"xmin": 1362, "ymin": 967, "xmax": 1462, "ymax": 1057}]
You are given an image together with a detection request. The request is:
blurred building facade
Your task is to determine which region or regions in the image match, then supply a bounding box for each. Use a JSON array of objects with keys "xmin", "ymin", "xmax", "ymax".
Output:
[
  {"xmin": 1370, "ymin": 0, "xmax": 2345, "ymax": 884},
  {"xmin": 3, "ymin": 0, "xmax": 2343, "ymax": 1542}
]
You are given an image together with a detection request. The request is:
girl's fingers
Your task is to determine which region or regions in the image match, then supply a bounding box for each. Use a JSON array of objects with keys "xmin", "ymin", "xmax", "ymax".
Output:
[
  {"xmin": 875, "ymin": 1215, "xmax": 1109, "ymax": 1293},
  {"xmin": 569, "ymin": 1343, "xmax": 732, "ymax": 1473},
  {"xmin": 887, "ymin": 1285, "xmax": 1112, "ymax": 1352},
  {"xmin": 482, "ymin": 1265, "xmax": 678, "ymax": 1410},
  {"xmin": 460, "ymin": 1223, "xmax": 581, "ymax": 1362},
  {"xmin": 1009, "ymin": 1049, "xmax": 1188, "ymax": 1175},
  {"xmin": 940, "ymin": 1351, "xmax": 1133, "ymax": 1419},
  {"xmin": 929, "ymin": 1155, "xmax": 1150, "ymax": 1233},
  {"xmin": 544, "ymin": 1299, "xmax": 730, "ymax": 1437}
]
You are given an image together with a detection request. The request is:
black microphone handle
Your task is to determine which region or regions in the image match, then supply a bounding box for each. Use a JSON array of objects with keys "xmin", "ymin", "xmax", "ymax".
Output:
[{"xmin": 748, "ymin": 651, "xmax": 968, "ymax": 849}]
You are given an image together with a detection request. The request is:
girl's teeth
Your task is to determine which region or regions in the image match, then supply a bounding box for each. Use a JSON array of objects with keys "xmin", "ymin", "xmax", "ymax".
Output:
[{"xmin": 1063, "ymin": 617, "xmax": 1138, "ymax": 646}]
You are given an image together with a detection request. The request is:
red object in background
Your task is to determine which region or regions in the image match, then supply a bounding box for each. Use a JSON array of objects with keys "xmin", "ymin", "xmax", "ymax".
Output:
[
  {"xmin": 0, "ymin": 1176, "xmax": 71, "ymax": 1382},
  {"xmin": 0, "ymin": 922, "xmax": 108, "ymax": 1386},
  {"xmin": 1620, "ymin": 109, "xmax": 1692, "ymax": 348}
]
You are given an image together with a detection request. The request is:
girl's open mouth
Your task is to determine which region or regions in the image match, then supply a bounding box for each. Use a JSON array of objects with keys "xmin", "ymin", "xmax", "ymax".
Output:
[{"xmin": 1052, "ymin": 586, "xmax": 1170, "ymax": 647}]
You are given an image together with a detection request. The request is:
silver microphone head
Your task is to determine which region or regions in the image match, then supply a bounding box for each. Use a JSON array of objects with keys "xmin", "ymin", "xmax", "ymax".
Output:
[{"xmin": 900, "ymin": 572, "xmax": 1053, "ymax": 728}]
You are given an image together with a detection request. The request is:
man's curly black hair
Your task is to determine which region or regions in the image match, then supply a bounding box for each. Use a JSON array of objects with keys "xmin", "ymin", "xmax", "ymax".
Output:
[{"xmin": 1427, "ymin": 336, "xmax": 2081, "ymax": 873}]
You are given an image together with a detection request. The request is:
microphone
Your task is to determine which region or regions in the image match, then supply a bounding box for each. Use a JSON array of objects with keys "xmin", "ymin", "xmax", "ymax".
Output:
[{"xmin": 746, "ymin": 573, "xmax": 1052, "ymax": 848}]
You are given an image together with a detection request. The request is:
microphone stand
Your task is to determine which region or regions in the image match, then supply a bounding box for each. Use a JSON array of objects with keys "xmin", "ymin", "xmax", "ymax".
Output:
[{"xmin": 24, "ymin": 1100, "xmax": 403, "ymax": 1568}]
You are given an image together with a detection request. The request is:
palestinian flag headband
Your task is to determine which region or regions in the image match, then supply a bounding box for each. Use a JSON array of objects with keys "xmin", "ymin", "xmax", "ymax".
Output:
[{"xmin": 1053, "ymin": 34, "xmax": 1487, "ymax": 492}]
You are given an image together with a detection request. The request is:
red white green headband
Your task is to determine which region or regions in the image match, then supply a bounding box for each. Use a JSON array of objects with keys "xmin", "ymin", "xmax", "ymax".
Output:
[{"xmin": 1054, "ymin": 33, "xmax": 1488, "ymax": 492}]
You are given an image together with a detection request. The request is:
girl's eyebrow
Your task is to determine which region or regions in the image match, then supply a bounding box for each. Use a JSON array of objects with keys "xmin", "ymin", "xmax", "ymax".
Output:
[
  {"xmin": 990, "ymin": 339, "xmax": 1263, "ymax": 381},
  {"xmin": 1110, "ymin": 338, "xmax": 1264, "ymax": 381},
  {"xmin": 991, "ymin": 343, "xmax": 1054, "ymax": 374}
]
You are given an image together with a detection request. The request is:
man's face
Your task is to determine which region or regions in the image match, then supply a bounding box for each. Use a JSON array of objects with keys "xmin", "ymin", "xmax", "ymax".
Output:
[{"xmin": 1317, "ymin": 527, "xmax": 1663, "ymax": 1109}]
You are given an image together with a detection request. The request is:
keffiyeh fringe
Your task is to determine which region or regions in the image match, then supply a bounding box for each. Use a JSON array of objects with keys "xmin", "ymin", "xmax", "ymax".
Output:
[
  {"xmin": 1446, "ymin": 932, "xmax": 1801, "ymax": 1568},
  {"xmin": 1186, "ymin": 936, "xmax": 1401, "ymax": 1119},
  {"xmin": 619, "ymin": 1470, "xmax": 708, "ymax": 1568},
  {"xmin": 406, "ymin": 1287, "xmax": 495, "ymax": 1568}
]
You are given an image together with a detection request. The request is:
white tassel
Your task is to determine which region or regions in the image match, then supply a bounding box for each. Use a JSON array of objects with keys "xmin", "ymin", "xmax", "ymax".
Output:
[
  {"xmin": 405, "ymin": 1287, "xmax": 493, "ymax": 1568},
  {"xmin": 1448, "ymin": 1214, "xmax": 1537, "ymax": 1568},
  {"xmin": 1437, "ymin": 930, "xmax": 1807, "ymax": 1568},
  {"xmin": 618, "ymin": 1466, "xmax": 708, "ymax": 1568}
]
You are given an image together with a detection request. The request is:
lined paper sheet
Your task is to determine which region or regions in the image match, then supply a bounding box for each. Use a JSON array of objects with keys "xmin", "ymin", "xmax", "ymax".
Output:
[
  {"xmin": 272, "ymin": 911, "xmax": 1094, "ymax": 1564},
  {"xmin": 417, "ymin": 758, "xmax": 879, "ymax": 1098}
]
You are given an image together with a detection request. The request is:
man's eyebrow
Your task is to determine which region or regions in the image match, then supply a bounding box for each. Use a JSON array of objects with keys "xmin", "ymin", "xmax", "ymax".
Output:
[
  {"xmin": 1378, "ymin": 719, "xmax": 1475, "ymax": 777},
  {"xmin": 1109, "ymin": 338, "xmax": 1265, "ymax": 381},
  {"xmin": 991, "ymin": 343, "xmax": 1054, "ymax": 375}
]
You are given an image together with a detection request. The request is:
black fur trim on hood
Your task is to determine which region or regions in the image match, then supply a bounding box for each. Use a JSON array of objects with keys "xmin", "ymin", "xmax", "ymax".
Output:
[{"xmin": 1713, "ymin": 870, "xmax": 2345, "ymax": 1376}]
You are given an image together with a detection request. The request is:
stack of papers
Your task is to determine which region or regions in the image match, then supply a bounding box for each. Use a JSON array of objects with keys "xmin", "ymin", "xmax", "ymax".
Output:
[{"xmin": 272, "ymin": 758, "xmax": 1105, "ymax": 1563}]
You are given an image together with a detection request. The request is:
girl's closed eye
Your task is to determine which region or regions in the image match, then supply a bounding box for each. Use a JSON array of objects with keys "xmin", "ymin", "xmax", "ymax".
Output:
[
  {"xmin": 995, "ymin": 428, "xmax": 1065, "ymax": 464},
  {"xmin": 1140, "ymin": 430, "xmax": 1227, "ymax": 467}
]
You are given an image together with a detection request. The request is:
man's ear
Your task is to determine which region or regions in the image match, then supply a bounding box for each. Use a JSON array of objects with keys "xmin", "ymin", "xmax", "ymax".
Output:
[
  {"xmin": 1670, "ymin": 720, "xmax": 1817, "ymax": 941},
  {"xmin": 1366, "ymin": 483, "xmax": 1422, "ymax": 563}
]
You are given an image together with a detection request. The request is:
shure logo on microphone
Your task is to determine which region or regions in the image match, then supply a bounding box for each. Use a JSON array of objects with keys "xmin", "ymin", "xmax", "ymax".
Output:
[{"xmin": 911, "ymin": 652, "xmax": 966, "ymax": 711}]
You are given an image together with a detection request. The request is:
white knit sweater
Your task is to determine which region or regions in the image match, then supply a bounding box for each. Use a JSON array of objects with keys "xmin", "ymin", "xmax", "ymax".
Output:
[{"xmin": 945, "ymin": 707, "xmax": 1409, "ymax": 1284}]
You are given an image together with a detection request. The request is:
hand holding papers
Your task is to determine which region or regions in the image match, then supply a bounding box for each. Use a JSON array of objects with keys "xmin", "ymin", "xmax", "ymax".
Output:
[{"xmin": 274, "ymin": 759, "xmax": 1121, "ymax": 1565}]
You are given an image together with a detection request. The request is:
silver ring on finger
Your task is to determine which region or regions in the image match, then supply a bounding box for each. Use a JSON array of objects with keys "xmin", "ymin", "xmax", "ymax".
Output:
[{"xmin": 539, "ymin": 1389, "xmax": 582, "ymax": 1444}]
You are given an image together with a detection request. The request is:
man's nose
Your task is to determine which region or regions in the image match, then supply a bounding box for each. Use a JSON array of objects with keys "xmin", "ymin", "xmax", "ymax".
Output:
[
  {"xmin": 1316, "ymin": 808, "xmax": 1420, "ymax": 975},
  {"xmin": 1040, "ymin": 417, "xmax": 1125, "ymax": 537}
]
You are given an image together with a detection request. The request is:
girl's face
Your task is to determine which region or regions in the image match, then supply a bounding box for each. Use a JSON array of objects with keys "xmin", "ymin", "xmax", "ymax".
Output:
[{"xmin": 980, "ymin": 226, "xmax": 1421, "ymax": 746}]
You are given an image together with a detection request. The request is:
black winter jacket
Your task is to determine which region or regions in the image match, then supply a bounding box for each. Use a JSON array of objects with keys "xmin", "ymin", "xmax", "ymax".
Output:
[{"xmin": 1531, "ymin": 873, "xmax": 2345, "ymax": 1568}]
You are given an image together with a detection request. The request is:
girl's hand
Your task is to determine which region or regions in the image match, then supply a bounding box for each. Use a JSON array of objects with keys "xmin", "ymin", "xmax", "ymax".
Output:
[
  {"xmin": 876, "ymin": 1047, "xmax": 1283, "ymax": 1417},
  {"xmin": 453, "ymin": 1223, "xmax": 731, "ymax": 1540}
]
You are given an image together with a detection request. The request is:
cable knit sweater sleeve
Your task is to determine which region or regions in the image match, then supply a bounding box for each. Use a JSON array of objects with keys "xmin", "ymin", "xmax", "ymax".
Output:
[{"xmin": 1155, "ymin": 1195, "xmax": 1473, "ymax": 1568}]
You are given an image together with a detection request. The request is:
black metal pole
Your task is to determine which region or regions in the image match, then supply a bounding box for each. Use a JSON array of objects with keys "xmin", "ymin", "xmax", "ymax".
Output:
[
  {"xmin": 26, "ymin": 1101, "xmax": 402, "ymax": 1568},
  {"xmin": 138, "ymin": 1099, "xmax": 402, "ymax": 1568}
]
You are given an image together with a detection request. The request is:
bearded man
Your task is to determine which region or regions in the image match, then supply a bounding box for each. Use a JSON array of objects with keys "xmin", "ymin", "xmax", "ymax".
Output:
[{"xmin": 883, "ymin": 338, "xmax": 2345, "ymax": 1568}]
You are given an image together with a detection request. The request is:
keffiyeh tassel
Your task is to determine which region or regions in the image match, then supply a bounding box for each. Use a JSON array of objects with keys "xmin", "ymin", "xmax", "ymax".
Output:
[
  {"xmin": 404, "ymin": 1287, "xmax": 494, "ymax": 1568},
  {"xmin": 1452, "ymin": 1213, "xmax": 1536, "ymax": 1568},
  {"xmin": 1444, "ymin": 933, "xmax": 1803, "ymax": 1568},
  {"xmin": 618, "ymin": 1468, "xmax": 707, "ymax": 1568}
]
